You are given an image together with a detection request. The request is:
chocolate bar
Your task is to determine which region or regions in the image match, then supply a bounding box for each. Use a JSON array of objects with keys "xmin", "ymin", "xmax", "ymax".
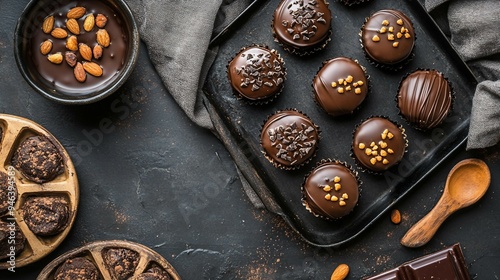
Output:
[{"xmin": 364, "ymin": 244, "xmax": 470, "ymax": 279}]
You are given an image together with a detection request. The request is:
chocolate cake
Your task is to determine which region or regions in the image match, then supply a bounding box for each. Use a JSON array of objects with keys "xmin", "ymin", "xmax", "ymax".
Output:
[
  {"xmin": 313, "ymin": 57, "xmax": 369, "ymax": 116},
  {"xmin": 302, "ymin": 160, "xmax": 360, "ymax": 219},
  {"xmin": 11, "ymin": 135, "xmax": 64, "ymax": 183},
  {"xmin": 361, "ymin": 9, "xmax": 415, "ymax": 69},
  {"xmin": 261, "ymin": 110, "xmax": 320, "ymax": 169},
  {"xmin": 0, "ymin": 220, "xmax": 25, "ymax": 260},
  {"xmin": 22, "ymin": 196, "xmax": 70, "ymax": 236},
  {"xmin": 0, "ymin": 171, "xmax": 16, "ymax": 215},
  {"xmin": 397, "ymin": 69, "xmax": 452, "ymax": 130},
  {"xmin": 54, "ymin": 257, "xmax": 101, "ymax": 280},
  {"xmin": 272, "ymin": 0, "xmax": 332, "ymax": 55},
  {"xmin": 228, "ymin": 45, "xmax": 286, "ymax": 103},
  {"xmin": 103, "ymin": 248, "xmax": 140, "ymax": 280},
  {"xmin": 352, "ymin": 117, "xmax": 407, "ymax": 172}
]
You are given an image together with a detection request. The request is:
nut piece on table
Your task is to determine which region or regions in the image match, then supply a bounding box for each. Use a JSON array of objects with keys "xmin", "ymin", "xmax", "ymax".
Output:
[{"xmin": 331, "ymin": 263, "xmax": 349, "ymax": 280}]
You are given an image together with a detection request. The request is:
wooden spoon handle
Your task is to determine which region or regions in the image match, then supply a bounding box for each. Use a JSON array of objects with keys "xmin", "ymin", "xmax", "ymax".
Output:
[{"xmin": 400, "ymin": 200, "xmax": 458, "ymax": 248}]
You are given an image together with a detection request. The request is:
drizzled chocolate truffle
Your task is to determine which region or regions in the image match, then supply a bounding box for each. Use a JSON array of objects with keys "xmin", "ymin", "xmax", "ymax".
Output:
[
  {"xmin": 132, "ymin": 266, "xmax": 172, "ymax": 280},
  {"xmin": 0, "ymin": 171, "xmax": 16, "ymax": 215},
  {"xmin": 397, "ymin": 69, "xmax": 452, "ymax": 130},
  {"xmin": 54, "ymin": 257, "xmax": 101, "ymax": 280},
  {"xmin": 22, "ymin": 196, "xmax": 70, "ymax": 236},
  {"xmin": 313, "ymin": 57, "xmax": 369, "ymax": 116},
  {"xmin": 272, "ymin": 0, "xmax": 332, "ymax": 55},
  {"xmin": 352, "ymin": 117, "xmax": 406, "ymax": 172},
  {"xmin": 12, "ymin": 135, "xmax": 63, "ymax": 183},
  {"xmin": 361, "ymin": 9, "xmax": 415, "ymax": 68},
  {"xmin": 228, "ymin": 45, "xmax": 285, "ymax": 103},
  {"xmin": 103, "ymin": 248, "xmax": 140, "ymax": 280},
  {"xmin": 302, "ymin": 160, "xmax": 360, "ymax": 219},
  {"xmin": 0, "ymin": 220, "xmax": 25, "ymax": 259},
  {"xmin": 261, "ymin": 110, "xmax": 319, "ymax": 169}
]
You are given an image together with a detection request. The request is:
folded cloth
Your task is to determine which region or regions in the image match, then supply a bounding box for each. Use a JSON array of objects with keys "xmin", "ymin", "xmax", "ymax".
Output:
[{"xmin": 426, "ymin": 0, "xmax": 500, "ymax": 149}]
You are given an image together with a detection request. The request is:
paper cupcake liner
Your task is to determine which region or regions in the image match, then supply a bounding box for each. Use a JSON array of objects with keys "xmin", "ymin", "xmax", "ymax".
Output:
[
  {"xmin": 260, "ymin": 108, "xmax": 321, "ymax": 170},
  {"xmin": 311, "ymin": 57, "xmax": 371, "ymax": 117},
  {"xmin": 350, "ymin": 115, "xmax": 409, "ymax": 175},
  {"xmin": 395, "ymin": 68, "xmax": 455, "ymax": 131},
  {"xmin": 359, "ymin": 12, "xmax": 417, "ymax": 72},
  {"xmin": 226, "ymin": 44, "xmax": 287, "ymax": 105},
  {"xmin": 301, "ymin": 158, "xmax": 362, "ymax": 220}
]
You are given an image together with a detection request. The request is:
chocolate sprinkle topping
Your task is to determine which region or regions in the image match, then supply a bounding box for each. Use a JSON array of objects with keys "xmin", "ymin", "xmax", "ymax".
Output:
[
  {"xmin": 22, "ymin": 196, "xmax": 70, "ymax": 236},
  {"xmin": 104, "ymin": 248, "xmax": 140, "ymax": 280},
  {"xmin": 0, "ymin": 171, "xmax": 17, "ymax": 215},
  {"xmin": 54, "ymin": 257, "xmax": 101, "ymax": 280}
]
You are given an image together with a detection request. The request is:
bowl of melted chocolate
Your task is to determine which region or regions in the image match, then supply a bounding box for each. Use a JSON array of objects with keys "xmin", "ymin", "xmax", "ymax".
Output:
[{"xmin": 14, "ymin": 0, "xmax": 139, "ymax": 104}]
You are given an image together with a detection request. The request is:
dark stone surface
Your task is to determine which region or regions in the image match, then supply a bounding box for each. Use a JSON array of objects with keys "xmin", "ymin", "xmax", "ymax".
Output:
[{"xmin": 0, "ymin": 0, "xmax": 499, "ymax": 279}]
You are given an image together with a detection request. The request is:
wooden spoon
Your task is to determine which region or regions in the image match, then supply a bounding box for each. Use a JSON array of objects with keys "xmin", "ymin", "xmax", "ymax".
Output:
[{"xmin": 401, "ymin": 158, "xmax": 490, "ymax": 248}]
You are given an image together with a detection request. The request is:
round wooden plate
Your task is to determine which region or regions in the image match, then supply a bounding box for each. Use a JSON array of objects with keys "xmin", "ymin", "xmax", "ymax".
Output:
[
  {"xmin": 37, "ymin": 240, "xmax": 182, "ymax": 280},
  {"xmin": 0, "ymin": 113, "xmax": 79, "ymax": 269}
]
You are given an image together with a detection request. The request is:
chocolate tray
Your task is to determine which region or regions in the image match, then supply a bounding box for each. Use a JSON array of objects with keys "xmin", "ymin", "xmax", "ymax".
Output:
[{"xmin": 203, "ymin": 0, "xmax": 477, "ymax": 247}]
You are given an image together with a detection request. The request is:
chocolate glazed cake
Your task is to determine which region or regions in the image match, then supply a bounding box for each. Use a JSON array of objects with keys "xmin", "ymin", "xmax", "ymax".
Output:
[
  {"xmin": 261, "ymin": 110, "xmax": 319, "ymax": 169},
  {"xmin": 397, "ymin": 69, "xmax": 452, "ymax": 130},
  {"xmin": 313, "ymin": 57, "xmax": 369, "ymax": 116},
  {"xmin": 272, "ymin": 0, "xmax": 332, "ymax": 55},
  {"xmin": 361, "ymin": 9, "xmax": 415, "ymax": 68}
]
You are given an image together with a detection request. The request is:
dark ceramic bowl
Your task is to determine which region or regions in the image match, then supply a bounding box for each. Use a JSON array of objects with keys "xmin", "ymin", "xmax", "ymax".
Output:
[{"xmin": 14, "ymin": 0, "xmax": 139, "ymax": 105}]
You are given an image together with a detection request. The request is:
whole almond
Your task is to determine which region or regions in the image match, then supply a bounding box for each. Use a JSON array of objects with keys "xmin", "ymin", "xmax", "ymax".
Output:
[
  {"xmin": 391, "ymin": 209, "xmax": 402, "ymax": 224},
  {"xmin": 79, "ymin": 43, "xmax": 93, "ymax": 61},
  {"xmin": 40, "ymin": 40, "xmax": 53, "ymax": 55},
  {"xmin": 47, "ymin": 53, "xmax": 63, "ymax": 64},
  {"xmin": 93, "ymin": 45, "xmax": 103, "ymax": 60},
  {"xmin": 83, "ymin": 14, "xmax": 95, "ymax": 32},
  {"xmin": 67, "ymin": 7, "xmax": 86, "ymax": 19},
  {"xmin": 42, "ymin": 15, "xmax": 54, "ymax": 34},
  {"xmin": 331, "ymin": 264, "xmax": 349, "ymax": 280},
  {"xmin": 96, "ymin": 29, "xmax": 110, "ymax": 47},
  {"xmin": 66, "ymin": 18, "xmax": 80, "ymax": 35},
  {"xmin": 51, "ymin": 28, "xmax": 68, "ymax": 39},
  {"xmin": 83, "ymin": 62, "xmax": 103, "ymax": 77},
  {"xmin": 66, "ymin": 35, "xmax": 78, "ymax": 51},
  {"xmin": 74, "ymin": 62, "xmax": 86, "ymax": 82},
  {"xmin": 65, "ymin": 52, "xmax": 77, "ymax": 67},
  {"xmin": 95, "ymin": 14, "xmax": 107, "ymax": 28}
]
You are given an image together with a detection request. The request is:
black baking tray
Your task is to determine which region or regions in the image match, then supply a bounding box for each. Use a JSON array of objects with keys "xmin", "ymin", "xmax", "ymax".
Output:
[{"xmin": 203, "ymin": 0, "xmax": 477, "ymax": 247}]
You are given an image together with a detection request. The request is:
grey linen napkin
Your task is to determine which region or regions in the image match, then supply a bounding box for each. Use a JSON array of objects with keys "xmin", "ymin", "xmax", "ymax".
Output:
[{"xmin": 426, "ymin": 0, "xmax": 500, "ymax": 149}]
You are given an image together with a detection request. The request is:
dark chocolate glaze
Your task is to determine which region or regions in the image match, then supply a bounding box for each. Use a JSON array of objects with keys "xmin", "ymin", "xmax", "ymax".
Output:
[
  {"xmin": 313, "ymin": 57, "xmax": 368, "ymax": 116},
  {"xmin": 29, "ymin": 0, "xmax": 128, "ymax": 96},
  {"xmin": 261, "ymin": 110, "xmax": 319, "ymax": 168},
  {"xmin": 397, "ymin": 70, "xmax": 452, "ymax": 130},
  {"xmin": 364, "ymin": 244, "xmax": 470, "ymax": 280},
  {"xmin": 228, "ymin": 46, "xmax": 285, "ymax": 101},
  {"xmin": 272, "ymin": 0, "xmax": 332, "ymax": 53},
  {"xmin": 352, "ymin": 117, "xmax": 406, "ymax": 172},
  {"xmin": 54, "ymin": 257, "xmax": 101, "ymax": 280},
  {"xmin": 22, "ymin": 196, "xmax": 70, "ymax": 236},
  {"xmin": 361, "ymin": 9, "xmax": 415, "ymax": 65},
  {"xmin": 303, "ymin": 161, "xmax": 359, "ymax": 219},
  {"xmin": 0, "ymin": 171, "xmax": 17, "ymax": 215}
]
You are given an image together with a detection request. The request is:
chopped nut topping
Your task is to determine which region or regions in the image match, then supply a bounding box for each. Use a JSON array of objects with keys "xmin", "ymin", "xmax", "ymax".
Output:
[
  {"xmin": 370, "ymin": 158, "xmax": 377, "ymax": 165},
  {"xmin": 357, "ymin": 81, "xmax": 364, "ymax": 86},
  {"xmin": 346, "ymin": 75, "xmax": 353, "ymax": 83},
  {"xmin": 331, "ymin": 195, "xmax": 339, "ymax": 202},
  {"xmin": 372, "ymin": 145, "xmax": 378, "ymax": 151},
  {"xmin": 388, "ymin": 34, "xmax": 395, "ymax": 41},
  {"xmin": 338, "ymin": 87, "xmax": 344, "ymax": 94},
  {"xmin": 365, "ymin": 148, "xmax": 372, "ymax": 155},
  {"xmin": 397, "ymin": 32, "xmax": 403, "ymax": 39},
  {"xmin": 338, "ymin": 78, "xmax": 344, "ymax": 84},
  {"xmin": 345, "ymin": 86, "xmax": 351, "ymax": 91},
  {"xmin": 339, "ymin": 200, "xmax": 346, "ymax": 206},
  {"xmin": 388, "ymin": 26, "xmax": 394, "ymax": 33},
  {"xmin": 376, "ymin": 155, "xmax": 382, "ymax": 162},
  {"xmin": 379, "ymin": 27, "xmax": 387, "ymax": 34},
  {"xmin": 323, "ymin": 185, "xmax": 332, "ymax": 192},
  {"xmin": 334, "ymin": 176, "xmax": 341, "ymax": 183},
  {"xmin": 342, "ymin": 193, "xmax": 349, "ymax": 199},
  {"xmin": 353, "ymin": 82, "xmax": 358, "ymax": 87},
  {"xmin": 325, "ymin": 194, "xmax": 331, "ymax": 200},
  {"xmin": 370, "ymin": 142, "xmax": 376, "ymax": 147},
  {"xmin": 358, "ymin": 143, "xmax": 366, "ymax": 149},
  {"xmin": 382, "ymin": 19, "xmax": 389, "ymax": 26},
  {"xmin": 393, "ymin": 42, "xmax": 399, "ymax": 47},
  {"xmin": 371, "ymin": 150, "xmax": 378, "ymax": 156},
  {"xmin": 379, "ymin": 141, "xmax": 388, "ymax": 148},
  {"xmin": 388, "ymin": 132, "xmax": 394, "ymax": 139},
  {"xmin": 380, "ymin": 150, "xmax": 387, "ymax": 157},
  {"xmin": 372, "ymin": 35, "xmax": 380, "ymax": 42},
  {"xmin": 383, "ymin": 159, "xmax": 389, "ymax": 165},
  {"xmin": 387, "ymin": 148, "xmax": 394, "ymax": 154},
  {"xmin": 334, "ymin": 183, "xmax": 341, "ymax": 191},
  {"xmin": 355, "ymin": 88, "xmax": 361, "ymax": 94},
  {"xmin": 331, "ymin": 82, "xmax": 337, "ymax": 87},
  {"xmin": 405, "ymin": 33, "xmax": 411, "ymax": 39},
  {"xmin": 396, "ymin": 19, "xmax": 404, "ymax": 25}
]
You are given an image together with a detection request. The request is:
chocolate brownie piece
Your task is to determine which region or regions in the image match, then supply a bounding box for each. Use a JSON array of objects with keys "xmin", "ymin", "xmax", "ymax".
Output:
[
  {"xmin": 0, "ymin": 171, "xmax": 16, "ymax": 215},
  {"xmin": 0, "ymin": 220, "xmax": 25, "ymax": 259},
  {"xmin": 22, "ymin": 196, "xmax": 69, "ymax": 236},
  {"xmin": 103, "ymin": 248, "xmax": 140, "ymax": 280},
  {"xmin": 54, "ymin": 257, "xmax": 101, "ymax": 280},
  {"xmin": 12, "ymin": 135, "xmax": 63, "ymax": 183}
]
